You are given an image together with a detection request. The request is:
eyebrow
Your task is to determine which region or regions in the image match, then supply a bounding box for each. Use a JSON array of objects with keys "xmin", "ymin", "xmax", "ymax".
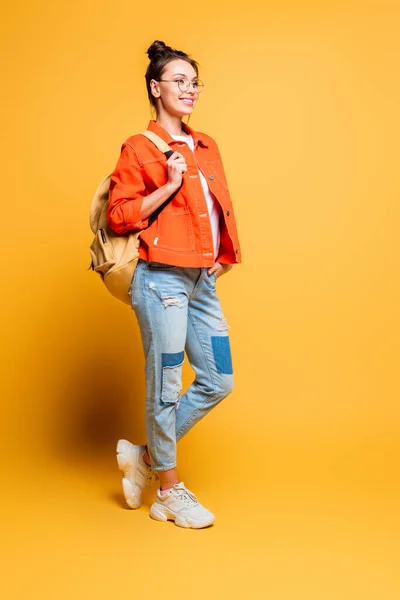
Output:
[{"xmin": 171, "ymin": 73, "xmax": 198, "ymax": 79}]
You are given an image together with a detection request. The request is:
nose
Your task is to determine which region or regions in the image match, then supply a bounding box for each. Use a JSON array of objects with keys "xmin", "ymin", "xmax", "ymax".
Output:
[{"xmin": 187, "ymin": 81, "xmax": 199, "ymax": 94}]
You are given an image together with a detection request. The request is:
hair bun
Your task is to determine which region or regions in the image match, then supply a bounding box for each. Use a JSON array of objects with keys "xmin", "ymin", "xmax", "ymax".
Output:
[{"xmin": 147, "ymin": 40, "xmax": 173, "ymax": 60}]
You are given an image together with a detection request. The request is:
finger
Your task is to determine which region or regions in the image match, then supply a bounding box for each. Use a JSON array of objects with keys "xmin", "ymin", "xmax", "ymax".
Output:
[
  {"xmin": 173, "ymin": 163, "xmax": 187, "ymax": 172},
  {"xmin": 171, "ymin": 162, "xmax": 186, "ymax": 170},
  {"xmin": 167, "ymin": 152, "xmax": 184, "ymax": 161},
  {"xmin": 171, "ymin": 157, "xmax": 186, "ymax": 166}
]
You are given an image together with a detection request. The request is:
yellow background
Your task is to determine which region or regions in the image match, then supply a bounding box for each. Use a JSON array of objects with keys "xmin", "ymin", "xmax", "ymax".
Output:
[{"xmin": 1, "ymin": 0, "xmax": 399, "ymax": 598}]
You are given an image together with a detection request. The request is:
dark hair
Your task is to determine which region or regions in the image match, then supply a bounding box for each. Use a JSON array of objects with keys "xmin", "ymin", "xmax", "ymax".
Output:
[{"xmin": 145, "ymin": 40, "xmax": 199, "ymax": 108}]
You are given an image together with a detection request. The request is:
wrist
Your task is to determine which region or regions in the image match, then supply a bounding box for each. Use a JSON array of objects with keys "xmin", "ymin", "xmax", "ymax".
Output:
[
  {"xmin": 165, "ymin": 181, "xmax": 180, "ymax": 195},
  {"xmin": 219, "ymin": 263, "xmax": 233, "ymax": 272}
]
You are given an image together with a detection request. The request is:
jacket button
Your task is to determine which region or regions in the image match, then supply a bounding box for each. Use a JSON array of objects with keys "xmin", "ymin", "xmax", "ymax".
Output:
[
  {"xmin": 209, "ymin": 175, "xmax": 215, "ymax": 180},
  {"xmin": 235, "ymin": 249, "xmax": 239, "ymax": 254},
  {"xmin": 226, "ymin": 210, "xmax": 230, "ymax": 216}
]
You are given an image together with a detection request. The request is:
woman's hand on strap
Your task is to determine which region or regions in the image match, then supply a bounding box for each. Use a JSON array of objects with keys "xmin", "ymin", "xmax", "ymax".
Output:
[{"xmin": 166, "ymin": 152, "xmax": 187, "ymax": 190}]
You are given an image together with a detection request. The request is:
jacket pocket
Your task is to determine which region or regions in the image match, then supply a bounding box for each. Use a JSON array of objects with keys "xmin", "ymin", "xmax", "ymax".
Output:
[
  {"xmin": 155, "ymin": 206, "xmax": 195, "ymax": 252},
  {"xmin": 205, "ymin": 161, "xmax": 231, "ymax": 204}
]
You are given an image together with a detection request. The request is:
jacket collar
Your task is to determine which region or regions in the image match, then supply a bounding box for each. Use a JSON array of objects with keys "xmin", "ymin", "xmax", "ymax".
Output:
[{"xmin": 147, "ymin": 120, "xmax": 209, "ymax": 148}]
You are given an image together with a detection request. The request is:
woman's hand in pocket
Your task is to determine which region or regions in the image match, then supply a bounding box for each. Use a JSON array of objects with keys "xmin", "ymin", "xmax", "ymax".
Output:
[{"xmin": 207, "ymin": 262, "xmax": 233, "ymax": 278}]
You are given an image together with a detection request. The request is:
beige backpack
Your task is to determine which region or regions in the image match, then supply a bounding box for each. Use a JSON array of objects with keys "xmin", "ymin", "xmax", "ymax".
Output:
[{"xmin": 89, "ymin": 131, "xmax": 178, "ymax": 305}]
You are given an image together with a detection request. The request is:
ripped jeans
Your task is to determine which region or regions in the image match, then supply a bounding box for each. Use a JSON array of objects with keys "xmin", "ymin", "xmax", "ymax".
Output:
[{"xmin": 129, "ymin": 259, "xmax": 234, "ymax": 471}]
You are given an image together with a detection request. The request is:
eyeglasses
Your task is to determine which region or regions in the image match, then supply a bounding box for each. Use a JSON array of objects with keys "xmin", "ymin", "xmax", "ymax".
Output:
[{"xmin": 156, "ymin": 77, "xmax": 205, "ymax": 94}]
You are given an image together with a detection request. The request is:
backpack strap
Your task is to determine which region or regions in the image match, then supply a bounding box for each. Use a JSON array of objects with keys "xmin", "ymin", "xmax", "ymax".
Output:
[
  {"xmin": 90, "ymin": 131, "xmax": 183, "ymax": 237},
  {"xmin": 139, "ymin": 130, "xmax": 183, "ymax": 225},
  {"xmin": 140, "ymin": 130, "xmax": 174, "ymax": 157}
]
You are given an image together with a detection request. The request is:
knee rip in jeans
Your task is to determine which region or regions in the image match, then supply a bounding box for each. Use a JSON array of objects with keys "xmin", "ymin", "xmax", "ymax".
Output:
[{"xmin": 160, "ymin": 351, "xmax": 184, "ymax": 407}]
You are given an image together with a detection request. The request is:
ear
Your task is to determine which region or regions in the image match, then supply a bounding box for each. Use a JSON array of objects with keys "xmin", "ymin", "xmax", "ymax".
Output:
[{"xmin": 150, "ymin": 79, "xmax": 161, "ymax": 99}]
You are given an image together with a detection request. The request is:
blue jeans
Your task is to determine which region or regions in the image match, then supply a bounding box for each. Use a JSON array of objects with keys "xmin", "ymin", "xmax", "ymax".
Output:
[{"xmin": 129, "ymin": 259, "xmax": 234, "ymax": 471}]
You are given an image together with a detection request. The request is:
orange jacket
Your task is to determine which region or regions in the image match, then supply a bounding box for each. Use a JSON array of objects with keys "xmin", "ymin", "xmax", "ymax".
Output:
[{"xmin": 107, "ymin": 120, "xmax": 242, "ymax": 267}]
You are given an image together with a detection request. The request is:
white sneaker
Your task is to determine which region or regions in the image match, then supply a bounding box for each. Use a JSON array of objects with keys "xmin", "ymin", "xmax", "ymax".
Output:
[
  {"xmin": 150, "ymin": 482, "xmax": 215, "ymax": 528},
  {"xmin": 116, "ymin": 439, "xmax": 153, "ymax": 509}
]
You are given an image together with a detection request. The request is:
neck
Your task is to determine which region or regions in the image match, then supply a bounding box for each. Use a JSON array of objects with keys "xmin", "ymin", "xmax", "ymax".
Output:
[{"xmin": 155, "ymin": 111, "xmax": 187, "ymax": 137}]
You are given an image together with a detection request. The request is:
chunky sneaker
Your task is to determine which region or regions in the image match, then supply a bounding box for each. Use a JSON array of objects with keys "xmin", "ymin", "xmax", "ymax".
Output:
[
  {"xmin": 150, "ymin": 482, "xmax": 215, "ymax": 528},
  {"xmin": 116, "ymin": 439, "xmax": 153, "ymax": 509}
]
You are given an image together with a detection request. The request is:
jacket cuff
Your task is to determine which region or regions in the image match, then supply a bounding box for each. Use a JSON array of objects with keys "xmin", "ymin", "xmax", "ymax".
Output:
[{"xmin": 124, "ymin": 198, "xmax": 149, "ymax": 230}]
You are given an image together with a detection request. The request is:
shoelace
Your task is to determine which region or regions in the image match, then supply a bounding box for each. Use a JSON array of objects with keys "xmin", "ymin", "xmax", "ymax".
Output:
[{"xmin": 174, "ymin": 487, "xmax": 199, "ymax": 507}]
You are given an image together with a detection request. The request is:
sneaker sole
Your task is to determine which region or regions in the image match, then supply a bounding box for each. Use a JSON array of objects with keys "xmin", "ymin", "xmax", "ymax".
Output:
[
  {"xmin": 116, "ymin": 439, "xmax": 142, "ymax": 509},
  {"xmin": 149, "ymin": 503, "xmax": 215, "ymax": 529}
]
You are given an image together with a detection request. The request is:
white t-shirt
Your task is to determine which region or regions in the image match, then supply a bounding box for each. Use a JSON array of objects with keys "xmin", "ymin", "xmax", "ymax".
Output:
[{"xmin": 171, "ymin": 134, "xmax": 221, "ymax": 259}]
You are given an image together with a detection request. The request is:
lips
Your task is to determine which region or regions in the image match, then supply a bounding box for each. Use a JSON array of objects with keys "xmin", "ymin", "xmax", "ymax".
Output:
[{"xmin": 180, "ymin": 98, "xmax": 195, "ymax": 106}]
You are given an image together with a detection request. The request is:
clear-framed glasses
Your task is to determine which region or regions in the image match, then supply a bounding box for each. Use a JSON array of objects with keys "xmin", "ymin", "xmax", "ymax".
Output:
[{"xmin": 157, "ymin": 77, "xmax": 205, "ymax": 94}]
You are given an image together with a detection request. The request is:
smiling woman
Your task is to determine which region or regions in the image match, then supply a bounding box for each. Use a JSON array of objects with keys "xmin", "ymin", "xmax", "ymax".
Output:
[
  {"xmin": 150, "ymin": 60, "xmax": 200, "ymax": 118},
  {"xmin": 107, "ymin": 40, "xmax": 242, "ymax": 529},
  {"xmin": 144, "ymin": 40, "xmax": 202, "ymax": 113}
]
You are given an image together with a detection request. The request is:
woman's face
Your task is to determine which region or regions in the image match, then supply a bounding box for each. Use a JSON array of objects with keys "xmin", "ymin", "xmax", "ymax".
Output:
[{"xmin": 151, "ymin": 59, "xmax": 199, "ymax": 117}]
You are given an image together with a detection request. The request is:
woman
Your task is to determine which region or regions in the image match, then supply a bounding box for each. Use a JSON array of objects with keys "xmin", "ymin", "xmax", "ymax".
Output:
[{"xmin": 107, "ymin": 40, "xmax": 241, "ymax": 528}]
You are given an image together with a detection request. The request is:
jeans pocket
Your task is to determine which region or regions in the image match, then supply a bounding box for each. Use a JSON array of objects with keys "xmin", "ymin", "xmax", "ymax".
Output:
[{"xmin": 205, "ymin": 270, "xmax": 217, "ymax": 288}]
